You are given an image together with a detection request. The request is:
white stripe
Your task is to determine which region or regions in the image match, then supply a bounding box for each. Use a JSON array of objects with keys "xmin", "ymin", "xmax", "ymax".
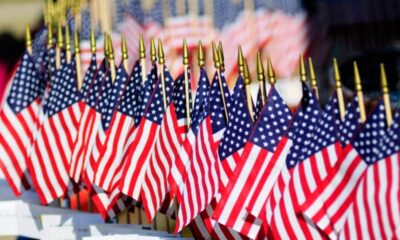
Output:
[
  {"xmin": 390, "ymin": 153, "xmax": 400, "ymax": 236},
  {"xmin": 367, "ymin": 162, "xmax": 381, "ymax": 239},
  {"xmin": 316, "ymin": 149, "xmax": 328, "ymax": 180},
  {"xmin": 377, "ymin": 158, "xmax": 391, "ymax": 237},
  {"xmin": 327, "ymin": 143, "xmax": 338, "ymax": 167}
]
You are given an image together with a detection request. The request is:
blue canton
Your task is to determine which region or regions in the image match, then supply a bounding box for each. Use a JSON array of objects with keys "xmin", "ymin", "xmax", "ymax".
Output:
[
  {"xmin": 7, "ymin": 51, "xmax": 41, "ymax": 114},
  {"xmin": 338, "ymin": 95, "xmax": 362, "ymax": 146},
  {"xmin": 250, "ymin": 86, "xmax": 292, "ymax": 151},
  {"xmin": 81, "ymin": 54, "xmax": 97, "ymax": 99},
  {"xmin": 376, "ymin": 111, "xmax": 400, "ymax": 160},
  {"xmin": 210, "ymin": 72, "xmax": 231, "ymax": 135},
  {"xmin": 285, "ymin": 84, "xmax": 321, "ymax": 169},
  {"xmin": 190, "ymin": 68, "xmax": 210, "ymax": 135},
  {"xmin": 44, "ymin": 59, "xmax": 80, "ymax": 117},
  {"xmin": 118, "ymin": 61, "xmax": 141, "ymax": 119},
  {"xmin": 87, "ymin": 60, "xmax": 107, "ymax": 109},
  {"xmin": 173, "ymin": 71, "xmax": 192, "ymax": 121},
  {"xmin": 143, "ymin": 67, "xmax": 174, "ymax": 125},
  {"xmin": 135, "ymin": 64, "xmax": 157, "ymax": 126},
  {"xmin": 218, "ymin": 76, "xmax": 253, "ymax": 160}
]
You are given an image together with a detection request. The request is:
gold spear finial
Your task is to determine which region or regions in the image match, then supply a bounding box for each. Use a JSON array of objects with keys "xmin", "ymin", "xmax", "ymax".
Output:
[
  {"xmin": 65, "ymin": 26, "xmax": 71, "ymax": 63},
  {"xmin": 238, "ymin": 46, "xmax": 244, "ymax": 75},
  {"xmin": 267, "ymin": 56, "xmax": 276, "ymax": 84},
  {"xmin": 74, "ymin": 29, "xmax": 80, "ymax": 54},
  {"xmin": 107, "ymin": 35, "xmax": 114, "ymax": 60},
  {"xmin": 57, "ymin": 22, "xmax": 64, "ymax": 49},
  {"xmin": 150, "ymin": 37, "xmax": 157, "ymax": 63},
  {"xmin": 198, "ymin": 40, "xmax": 205, "ymax": 67},
  {"xmin": 47, "ymin": 24, "xmax": 53, "ymax": 49},
  {"xmin": 139, "ymin": 33, "xmax": 145, "ymax": 60},
  {"xmin": 243, "ymin": 58, "xmax": 250, "ymax": 85},
  {"xmin": 212, "ymin": 41, "xmax": 220, "ymax": 69},
  {"xmin": 90, "ymin": 29, "xmax": 96, "ymax": 53},
  {"xmin": 353, "ymin": 61, "xmax": 366, "ymax": 122},
  {"xmin": 158, "ymin": 38, "xmax": 165, "ymax": 65},
  {"xmin": 300, "ymin": 54, "xmax": 307, "ymax": 82},
  {"xmin": 25, "ymin": 25, "xmax": 32, "ymax": 54},
  {"xmin": 333, "ymin": 58, "xmax": 341, "ymax": 88},
  {"xmin": 380, "ymin": 63, "xmax": 392, "ymax": 126},
  {"xmin": 243, "ymin": 58, "xmax": 254, "ymax": 120},
  {"xmin": 183, "ymin": 39, "xmax": 189, "ymax": 65},
  {"xmin": 218, "ymin": 41, "xmax": 225, "ymax": 72},
  {"xmin": 103, "ymin": 32, "xmax": 109, "ymax": 59},
  {"xmin": 121, "ymin": 33, "xmax": 128, "ymax": 60},
  {"xmin": 308, "ymin": 57, "xmax": 317, "ymax": 88},
  {"xmin": 256, "ymin": 51, "xmax": 264, "ymax": 81},
  {"xmin": 333, "ymin": 58, "xmax": 345, "ymax": 121}
]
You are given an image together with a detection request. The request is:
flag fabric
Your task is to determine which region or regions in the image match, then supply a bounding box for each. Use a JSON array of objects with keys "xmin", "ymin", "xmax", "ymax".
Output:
[
  {"xmin": 69, "ymin": 53, "xmax": 98, "ymax": 183},
  {"xmin": 27, "ymin": 58, "xmax": 83, "ymax": 204},
  {"xmin": 267, "ymin": 87, "xmax": 337, "ymax": 239},
  {"xmin": 168, "ymin": 68, "xmax": 210, "ymax": 202},
  {"xmin": 339, "ymin": 112, "xmax": 400, "ymax": 239},
  {"xmin": 0, "ymin": 51, "xmax": 42, "ymax": 195},
  {"xmin": 337, "ymin": 95, "xmax": 362, "ymax": 146},
  {"xmin": 141, "ymin": 71, "xmax": 191, "ymax": 221},
  {"xmin": 91, "ymin": 65, "xmax": 129, "ymax": 191},
  {"xmin": 135, "ymin": 64, "xmax": 158, "ymax": 126},
  {"xmin": 72, "ymin": 60, "xmax": 107, "ymax": 186},
  {"xmin": 119, "ymin": 66, "xmax": 174, "ymax": 200},
  {"xmin": 212, "ymin": 86, "xmax": 292, "ymax": 239},
  {"xmin": 301, "ymin": 100, "xmax": 388, "ymax": 237}
]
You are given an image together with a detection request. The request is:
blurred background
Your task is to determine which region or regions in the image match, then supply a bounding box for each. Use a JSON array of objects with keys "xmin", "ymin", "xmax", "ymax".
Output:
[{"xmin": 0, "ymin": 0, "xmax": 399, "ymax": 107}]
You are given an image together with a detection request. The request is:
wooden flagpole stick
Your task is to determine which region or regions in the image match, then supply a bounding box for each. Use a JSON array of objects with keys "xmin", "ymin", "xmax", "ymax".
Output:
[
  {"xmin": 266, "ymin": 56, "xmax": 276, "ymax": 85},
  {"xmin": 353, "ymin": 61, "xmax": 366, "ymax": 123},
  {"xmin": 139, "ymin": 34, "xmax": 147, "ymax": 84},
  {"xmin": 25, "ymin": 25, "xmax": 32, "ymax": 55},
  {"xmin": 333, "ymin": 58, "xmax": 346, "ymax": 121},
  {"xmin": 90, "ymin": 29, "xmax": 96, "ymax": 54},
  {"xmin": 56, "ymin": 22, "xmax": 63, "ymax": 70},
  {"xmin": 256, "ymin": 51, "xmax": 266, "ymax": 105},
  {"xmin": 308, "ymin": 57, "xmax": 319, "ymax": 99},
  {"xmin": 380, "ymin": 63, "xmax": 392, "ymax": 127},
  {"xmin": 243, "ymin": 58, "xmax": 254, "ymax": 121},
  {"xmin": 65, "ymin": 26, "xmax": 71, "ymax": 64},
  {"xmin": 212, "ymin": 41, "xmax": 229, "ymax": 122},
  {"xmin": 183, "ymin": 39, "xmax": 191, "ymax": 127},
  {"xmin": 74, "ymin": 30, "xmax": 83, "ymax": 91},
  {"xmin": 121, "ymin": 33, "xmax": 129, "ymax": 72},
  {"xmin": 107, "ymin": 35, "xmax": 116, "ymax": 82},
  {"xmin": 158, "ymin": 38, "xmax": 167, "ymax": 110}
]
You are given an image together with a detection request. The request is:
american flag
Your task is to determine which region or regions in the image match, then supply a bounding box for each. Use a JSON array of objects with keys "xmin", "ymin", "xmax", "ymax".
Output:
[
  {"xmin": 28, "ymin": 58, "xmax": 83, "ymax": 204},
  {"xmin": 135, "ymin": 64, "xmax": 158, "ymax": 126},
  {"xmin": 69, "ymin": 53, "xmax": 97, "ymax": 183},
  {"xmin": 118, "ymin": 66, "xmax": 174, "ymax": 200},
  {"xmin": 71, "ymin": 60, "xmax": 105, "ymax": 185},
  {"xmin": 339, "ymin": 112, "xmax": 400, "ymax": 239},
  {"xmin": 168, "ymin": 68, "xmax": 209, "ymax": 203},
  {"xmin": 0, "ymin": 51, "xmax": 42, "ymax": 195},
  {"xmin": 197, "ymin": 75, "xmax": 255, "ymax": 239},
  {"xmin": 141, "ymin": 71, "xmax": 191, "ymax": 221},
  {"xmin": 301, "ymin": 100, "xmax": 388, "ymax": 237},
  {"xmin": 212, "ymin": 86, "xmax": 292, "ymax": 239},
  {"xmin": 267, "ymin": 85, "xmax": 331, "ymax": 239},
  {"xmin": 91, "ymin": 65, "xmax": 129, "ymax": 192},
  {"xmin": 338, "ymin": 95, "xmax": 362, "ymax": 146}
]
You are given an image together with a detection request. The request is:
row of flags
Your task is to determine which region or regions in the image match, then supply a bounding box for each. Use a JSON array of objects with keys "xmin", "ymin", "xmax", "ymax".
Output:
[{"xmin": 0, "ymin": 18, "xmax": 399, "ymax": 239}]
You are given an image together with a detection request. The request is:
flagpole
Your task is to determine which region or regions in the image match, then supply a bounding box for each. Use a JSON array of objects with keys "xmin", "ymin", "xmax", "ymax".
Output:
[
  {"xmin": 56, "ymin": 23, "xmax": 63, "ymax": 70},
  {"xmin": 183, "ymin": 39, "xmax": 191, "ymax": 127},
  {"xmin": 90, "ymin": 28, "xmax": 96, "ymax": 54},
  {"xmin": 238, "ymin": 46, "xmax": 245, "ymax": 77},
  {"xmin": 212, "ymin": 42, "xmax": 229, "ymax": 122},
  {"xmin": 25, "ymin": 25, "xmax": 32, "ymax": 55},
  {"xmin": 308, "ymin": 57, "xmax": 319, "ymax": 99},
  {"xmin": 150, "ymin": 37, "xmax": 157, "ymax": 64},
  {"xmin": 243, "ymin": 58, "xmax": 254, "ymax": 121},
  {"xmin": 47, "ymin": 23, "xmax": 53, "ymax": 49},
  {"xmin": 65, "ymin": 26, "xmax": 71, "ymax": 64},
  {"xmin": 74, "ymin": 30, "xmax": 83, "ymax": 91},
  {"xmin": 139, "ymin": 34, "xmax": 146, "ymax": 84},
  {"xmin": 333, "ymin": 58, "xmax": 346, "ymax": 121},
  {"xmin": 300, "ymin": 55, "xmax": 307, "ymax": 83},
  {"xmin": 353, "ymin": 61, "xmax": 366, "ymax": 123},
  {"xmin": 107, "ymin": 35, "xmax": 116, "ymax": 82},
  {"xmin": 158, "ymin": 39, "xmax": 168, "ymax": 110},
  {"xmin": 121, "ymin": 33, "xmax": 129, "ymax": 72},
  {"xmin": 380, "ymin": 63, "xmax": 392, "ymax": 126},
  {"xmin": 218, "ymin": 42, "xmax": 225, "ymax": 73},
  {"xmin": 256, "ymin": 51, "xmax": 266, "ymax": 106}
]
